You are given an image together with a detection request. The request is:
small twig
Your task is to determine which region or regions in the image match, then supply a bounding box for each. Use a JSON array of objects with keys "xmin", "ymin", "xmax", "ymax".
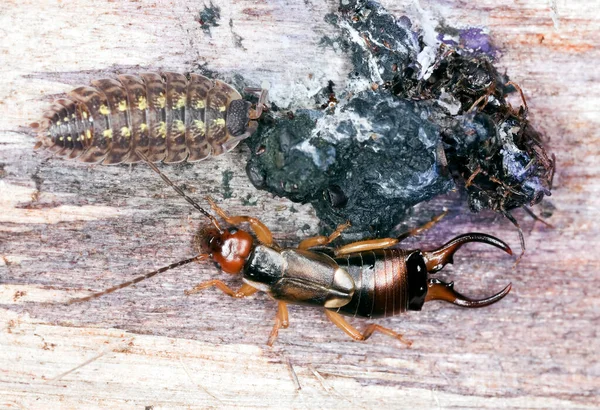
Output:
[
  {"xmin": 286, "ymin": 357, "xmax": 301, "ymax": 391},
  {"xmin": 49, "ymin": 349, "xmax": 110, "ymax": 381},
  {"xmin": 178, "ymin": 356, "xmax": 222, "ymax": 403}
]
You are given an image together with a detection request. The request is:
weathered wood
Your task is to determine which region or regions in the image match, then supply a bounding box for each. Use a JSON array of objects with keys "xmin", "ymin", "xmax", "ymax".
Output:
[{"xmin": 1, "ymin": 0, "xmax": 598, "ymax": 408}]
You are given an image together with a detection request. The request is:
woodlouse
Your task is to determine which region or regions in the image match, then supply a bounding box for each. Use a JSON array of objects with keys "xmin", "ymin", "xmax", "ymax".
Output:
[{"xmin": 33, "ymin": 72, "xmax": 267, "ymax": 164}]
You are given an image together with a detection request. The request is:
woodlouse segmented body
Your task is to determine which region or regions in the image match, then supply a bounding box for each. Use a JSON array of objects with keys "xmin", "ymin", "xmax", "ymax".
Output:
[{"xmin": 33, "ymin": 72, "xmax": 267, "ymax": 164}]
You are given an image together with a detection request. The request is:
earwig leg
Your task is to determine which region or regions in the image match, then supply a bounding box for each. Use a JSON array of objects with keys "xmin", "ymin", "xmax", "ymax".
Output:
[
  {"xmin": 334, "ymin": 238, "xmax": 399, "ymax": 256},
  {"xmin": 298, "ymin": 222, "xmax": 351, "ymax": 250},
  {"xmin": 206, "ymin": 196, "xmax": 274, "ymax": 246},
  {"xmin": 267, "ymin": 302, "xmax": 289, "ymax": 346},
  {"xmin": 333, "ymin": 212, "xmax": 448, "ymax": 256},
  {"xmin": 324, "ymin": 310, "xmax": 411, "ymax": 346},
  {"xmin": 185, "ymin": 280, "xmax": 258, "ymax": 298},
  {"xmin": 396, "ymin": 210, "xmax": 448, "ymax": 242}
]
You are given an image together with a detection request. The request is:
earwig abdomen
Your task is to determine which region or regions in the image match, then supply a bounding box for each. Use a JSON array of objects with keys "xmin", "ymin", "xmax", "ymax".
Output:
[
  {"xmin": 35, "ymin": 72, "xmax": 257, "ymax": 164},
  {"xmin": 335, "ymin": 249, "xmax": 426, "ymax": 318}
]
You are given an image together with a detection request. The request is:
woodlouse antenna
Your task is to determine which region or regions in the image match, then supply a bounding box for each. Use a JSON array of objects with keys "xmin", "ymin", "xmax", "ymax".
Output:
[
  {"xmin": 245, "ymin": 87, "xmax": 269, "ymax": 120},
  {"xmin": 135, "ymin": 149, "xmax": 222, "ymax": 232},
  {"xmin": 67, "ymin": 255, "xmax": 208, "ymax": 304}
]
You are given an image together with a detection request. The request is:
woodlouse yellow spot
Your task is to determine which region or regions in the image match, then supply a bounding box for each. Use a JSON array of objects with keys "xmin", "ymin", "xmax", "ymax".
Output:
[
  {"xmin": 63, "ymin": 117, "xmax": 69, "ymax": 122},
  {"xmin": 213, "ymin": 118, "xmax": 226, "ymax": 126},
  {"xmin": 55, "ymin": 120, "xmax": 62, "ymax": 126},
  {"xmin": 157, "ymin": 93, "xmax": 166, "ymax": 109},
  {"xmin": 140, "ymin": 123, "xmax": 148, "ymax": 132},
  {"xmin": 118, "ymin": 100, "xmax": 128, "ymax": 112},
  {"xmin": 67, "ymin": 136, "xmax": 72, "ymax": 141},
  {"xmin": 138, "ymin": 96, "xmax": 148, "ymax": 111},
  {"xmin": 59, "ymin": 137, "xmax": 64, "ymax": 141},
  {"xmin": 99, "ymin": 105, "xmax": 110, "ymax": 116},
  {"xmin": 193, "ymin": 120, "xmax": 205, "ymax": 132},
  {"xmin": 158, "ymin": 121, "xmax": 167, "ymax": 138},
  {"xmin": 175, "ymin": 120, "xmax": 186, "ymax": 133},
  {"xmin": 175, "ymin": 96, "xmax": 186, "ymax": 109},
  {"xmin": 120, "ymin": 127, "xmax": 131, "ymax": 138},
  {"xmin": 218, "ymin": 105, "xmax": 227, "ymax": 112},
  {"xmin": 103, "ymin": 129, "xmax": 113, "ymax": 139},
  {"xmin": 80, "ymin": 134, "xmax": 85, "ymax": 141},
  {"xmin": 194, "ymin": 100, "xmax": 205, "ymax": 110},
  {"xmin": 86, "ymin": 130, "xmax": 92, "ymax": 140},
  {"xmin": 82, "ymin": 111, "xmax": 88, "ymax": 119}
]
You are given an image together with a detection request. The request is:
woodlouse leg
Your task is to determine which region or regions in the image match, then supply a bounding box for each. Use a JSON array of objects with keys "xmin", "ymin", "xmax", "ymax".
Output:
[
  {"xmin": 205, "ymin": 196, "xmax": 274, "ymax": 246},
  {"xmin": 184, "ymin": 281, "xmax": 258, "ymax": 298},
  {"xmin": 396, "ymin": 210, "xmax": 448, "ymax": 242},
  {"xmin": 298, "ymin": 222, "xmax": 351, "ymax": 250},
  {"xmin": 220, "ymin": 124, "xmax": 257, "ymax": 152},
  {"xmin": 324, "ymin": 310, "xmax": 411, "ymax": 346},
  {"xmin": 267, "ymin": 302, "xmax": 289, "ymax": 346}
]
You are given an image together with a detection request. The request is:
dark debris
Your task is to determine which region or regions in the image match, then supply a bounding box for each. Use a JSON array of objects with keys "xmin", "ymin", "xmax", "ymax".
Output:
[{"xmin": 245, "ymin": 0, "xmax": 554, "ymax": 236}]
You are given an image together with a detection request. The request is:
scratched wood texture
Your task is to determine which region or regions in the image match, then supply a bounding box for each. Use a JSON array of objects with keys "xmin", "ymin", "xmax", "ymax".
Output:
[{"xmin": 0, "ymin": 0, "xmax": 598, "ymax": 408}]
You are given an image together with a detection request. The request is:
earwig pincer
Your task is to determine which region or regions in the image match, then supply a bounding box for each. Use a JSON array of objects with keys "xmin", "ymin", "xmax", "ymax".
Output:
[
  {"xmin": 32, "ymin": 72, "xmax": 268, "ymax": 164},
  {"xmin": 70, "ymin": 151, "xmax": 513, "ymax": 346}
]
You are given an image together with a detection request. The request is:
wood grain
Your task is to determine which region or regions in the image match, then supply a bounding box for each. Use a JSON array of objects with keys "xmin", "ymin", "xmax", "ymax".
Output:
[{"xmin": 1, "ymin": 0, "xmax": 598, "ymax": 408}]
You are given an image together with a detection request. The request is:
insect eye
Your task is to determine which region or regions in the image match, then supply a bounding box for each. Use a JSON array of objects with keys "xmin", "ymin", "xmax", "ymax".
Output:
[{"xmin": 325, "ymin": 184, "xmax": 348, "ymax": 209}]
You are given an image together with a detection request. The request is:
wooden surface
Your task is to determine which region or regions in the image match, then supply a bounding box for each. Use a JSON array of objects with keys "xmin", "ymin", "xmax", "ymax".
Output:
[{"xmin": 1, "ymin": 0, "xmax": 598, "ymax": 408}]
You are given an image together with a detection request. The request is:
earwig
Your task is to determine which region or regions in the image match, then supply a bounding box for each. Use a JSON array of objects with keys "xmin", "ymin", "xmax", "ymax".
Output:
[
  {"xmin": 69, "ymin": 150, "xmax": 513, "ymax": 346},
  {"xmin": 32, "ymin": 72, "xmax": 268, "ymax": 164}
]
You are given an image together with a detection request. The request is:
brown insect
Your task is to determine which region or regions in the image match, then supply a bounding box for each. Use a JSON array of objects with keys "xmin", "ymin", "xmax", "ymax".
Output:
[
  {"xmin": 69, "ymin": 150, "xmax": 513, "ymax": 346},
  {"xmin": 32, "ymin": 72, "xmax": 268, "ymax": 164}
]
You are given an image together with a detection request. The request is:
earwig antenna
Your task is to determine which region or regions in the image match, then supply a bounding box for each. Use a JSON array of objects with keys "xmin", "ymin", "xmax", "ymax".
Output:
[
  {"xmin": 135, "ymin": 149, "xmax": 222, "ymax": 232},
  {"xmin": 67, "ymin": 254, "xmax": 208, "ymax": 304}
]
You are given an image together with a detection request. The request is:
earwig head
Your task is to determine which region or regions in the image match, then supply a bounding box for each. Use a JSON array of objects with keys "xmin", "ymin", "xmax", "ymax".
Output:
[
  {"xmin": 196, "ymin": 226, "xmax": 254, "ymax": 274},
  {"xmin": 134, "ymin": 149, "xmax": 256, "ymax": 275},
  {"xmin": 408, "ymin": 233, "xmax": 513, "ymax": 310}
]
